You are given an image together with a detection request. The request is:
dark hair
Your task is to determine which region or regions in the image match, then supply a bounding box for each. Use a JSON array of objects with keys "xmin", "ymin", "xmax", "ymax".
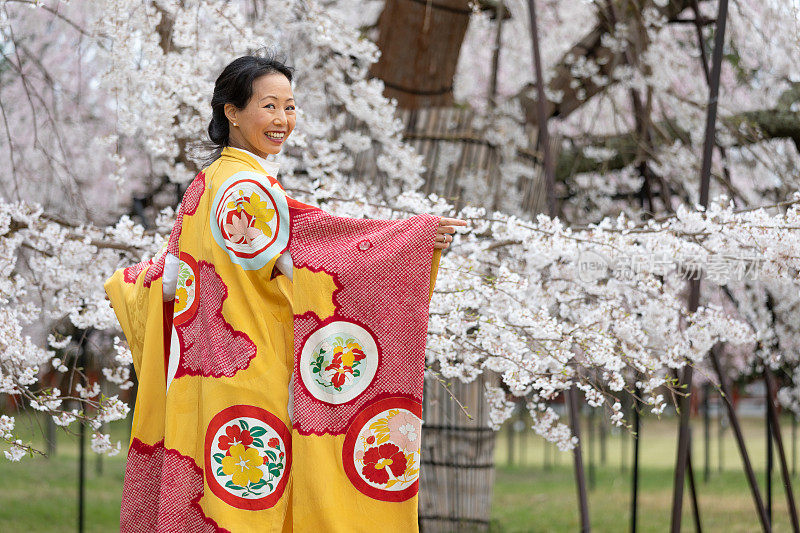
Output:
[{"xmin": 200, "ymin": 51, "xmax": 294, "ymax": 167}]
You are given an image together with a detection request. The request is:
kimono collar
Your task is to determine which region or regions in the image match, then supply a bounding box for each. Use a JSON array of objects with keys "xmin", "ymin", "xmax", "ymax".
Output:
[{"xmin": 222, "ymin": 145, "xmax": 281, "ymax": 177}]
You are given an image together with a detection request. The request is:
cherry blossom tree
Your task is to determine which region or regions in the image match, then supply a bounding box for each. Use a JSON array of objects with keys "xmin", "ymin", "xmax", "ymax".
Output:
[
  {"xmin": 449, "ymin": 0, "xmax": 800, "ymax": 437},
  {"xmin": 1, "ymin": 0, "xmax": 800, "ymax": 461}
]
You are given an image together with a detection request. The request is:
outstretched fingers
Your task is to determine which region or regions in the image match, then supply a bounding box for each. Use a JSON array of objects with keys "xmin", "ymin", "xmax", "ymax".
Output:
[{"xmin": 434, "ymin": 217, "xmax": 468, "ymax": 250}]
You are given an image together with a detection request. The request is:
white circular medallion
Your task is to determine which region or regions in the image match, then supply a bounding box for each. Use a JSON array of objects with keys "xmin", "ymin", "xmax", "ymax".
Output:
[
  {"xmin": 173, "ymin": 252, "xmax": 198, "ymax": 325},
  {"xmin": 298, "ymin": 320, "xmax": 380, "ymax": 405},
  {"xmin": 204, "ymin": 405, "xmax": 291, "ymax": 510},
  {"xmin": 342, "ymin": 397, "xmax": 422, "ymax": 501},
  {"xmin": 209, "ymin": 171, "xmax": 289, "ymax": 271}
]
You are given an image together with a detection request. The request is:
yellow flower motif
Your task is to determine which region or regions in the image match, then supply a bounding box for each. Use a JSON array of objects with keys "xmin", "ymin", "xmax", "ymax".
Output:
[
  {"xmin": 242, "ymin": 192, "xmax": 275, "ymax": 237},
  {"xmin": 221, "ymin": 444, "xmax": 264, "ymax": 487},
  {"xmin": 375, "ymin": 457, "xmax": 393, "ymax": 469},
  {"xmin": 174, "ymin": 287, "xmax": 188, "ymax": 313},
  {"xmin": 339, "ymin": 341, "xmax": 364, "ymax": 368}
]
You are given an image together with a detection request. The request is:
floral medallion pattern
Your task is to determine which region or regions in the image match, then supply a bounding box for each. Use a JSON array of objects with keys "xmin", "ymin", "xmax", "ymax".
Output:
[
  {"xmin": 298, "ymin": 320, "xmax": 379, "ymax": 405},
  {"xmin": 173, "ymin": 252, "xmax": 198, "ymax": 325},
  {"xmin": 209, "ymin": 171, "xmax": 289, "ymax": 270},
  {"xmin": 342, "ymin": 397, "xmax": 422, "ymax": 502},
  {"xmin": 204, "ymin": 405, "xmax": 291, "ymax": 510}
]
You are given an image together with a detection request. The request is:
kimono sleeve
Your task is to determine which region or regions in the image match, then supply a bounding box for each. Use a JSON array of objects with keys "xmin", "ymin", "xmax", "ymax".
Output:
[
  {"xmin": 429, "ymin": 247, "xmax": 441, "ymax": 301},
  {"xmin": 104, "ymin": 263, "xmax": 168, "ymax": 372},
  {"xmin": 104, "ymin": 265, "xmax": 150, "ymax": 373},
  {"xmin": 208, "ymin": 170, "xmax": 290, "ymax": 277},
  {"xmin": 104, "ymin": 263, "xmax": 169, "ymax": 445}
]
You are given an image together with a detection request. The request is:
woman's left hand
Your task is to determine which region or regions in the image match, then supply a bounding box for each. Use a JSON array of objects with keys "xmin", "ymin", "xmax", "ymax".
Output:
[{"xmin": 435, "ymin": 217, "xmax": 468, "ymax": 250}]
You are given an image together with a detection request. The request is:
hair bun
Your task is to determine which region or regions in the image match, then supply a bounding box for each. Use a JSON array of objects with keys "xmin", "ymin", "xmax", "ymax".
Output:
[{"xmin": 208, "ymin": 112, "xmax": 229, "ymax": 145}]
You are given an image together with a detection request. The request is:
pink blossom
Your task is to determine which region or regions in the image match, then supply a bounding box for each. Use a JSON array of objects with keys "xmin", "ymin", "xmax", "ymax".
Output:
[
  {"xmin": 387, "ymin": 411, "xmax": 421, "ymax": 452},
  {"xmin": 223, "ymin": 212, "xmax": 262, "ymax": 246}
]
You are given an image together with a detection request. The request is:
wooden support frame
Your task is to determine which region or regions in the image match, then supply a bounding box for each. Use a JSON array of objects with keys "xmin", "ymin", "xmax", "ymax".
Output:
[{"xmin": 670, "ymin": 1, "xmax": 739, "ymax": 532}]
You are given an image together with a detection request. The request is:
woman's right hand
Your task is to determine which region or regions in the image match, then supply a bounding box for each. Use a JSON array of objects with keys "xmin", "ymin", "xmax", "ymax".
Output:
[{"xmin": 435, "ymin": 217, "xmax": 468, "ymax": 250}]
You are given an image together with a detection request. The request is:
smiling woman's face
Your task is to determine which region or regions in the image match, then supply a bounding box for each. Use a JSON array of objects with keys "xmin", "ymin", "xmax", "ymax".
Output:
[{"xmin": 224, "ymin": 72, "xmax": 296, "ymax": 157}]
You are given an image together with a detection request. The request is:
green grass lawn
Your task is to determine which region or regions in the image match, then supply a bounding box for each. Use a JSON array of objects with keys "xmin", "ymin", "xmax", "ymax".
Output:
[
  {"xmin": 490, "ymin": 413, "xmax": 798, "ymax": 532},
  {"xmin": 491, "ymin": 464, "xmax": 794, "ymax": 533},
  {"xmin": 1, "ymin": 412, "xmax": 798, "ymax": 531},
  {"xmin": 0, "ymin": 415, "xmax": 129, "ymax": 533}
]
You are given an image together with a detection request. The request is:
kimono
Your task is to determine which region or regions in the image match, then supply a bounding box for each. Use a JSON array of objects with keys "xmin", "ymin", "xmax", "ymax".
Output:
[{"xmin": 104, "ymin": 145, "xmax": 442, "ymax": 532}]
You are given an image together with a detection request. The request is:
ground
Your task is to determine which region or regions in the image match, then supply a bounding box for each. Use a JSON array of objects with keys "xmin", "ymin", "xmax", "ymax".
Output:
[{"xmin": 0, "ymin": 413, "xmax": 795, "ymax": 532}]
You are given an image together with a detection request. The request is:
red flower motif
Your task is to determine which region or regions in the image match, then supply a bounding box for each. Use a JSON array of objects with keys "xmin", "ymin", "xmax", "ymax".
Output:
[
  {"xmin": 329, "ymin": 366, "xmax": 354, "ymax": 388},
  {"xmin": 324, "ymin": 344, "xmax": 366, "ymax": 371},
  {"xmin": 268, "ymin": 437, "xmax": 280, "ymax": 448},
  {"xmin": 361, "ymin": 443, "xmax": 407, "ymax": 485},
  {"xmin": 324, "ymin": 356, "xmax": 343, "ymax": 372},
  {"xmin": 323, "ymin": 342, "xmax": 367, "ymax": 389},
  {"xmin": 279, "ymin": 452, "xmax": 284, "ymax": 459},
  {"xmin": 366, "ymin": 435, "xmax": 375, "ymax": 445},
  {"xmin": 217, "ymin": 424, "xmax": 253, "ymax": 452}
]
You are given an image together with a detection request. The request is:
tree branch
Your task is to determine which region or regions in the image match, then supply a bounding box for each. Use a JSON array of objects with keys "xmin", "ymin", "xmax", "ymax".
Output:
[
  {"xmin": 517, "ymin": 0, "xmax": 709, "ymax": 124},
  {"xmin": 556, "ymin": 107, "xmax": 800, "ymax": 180}
]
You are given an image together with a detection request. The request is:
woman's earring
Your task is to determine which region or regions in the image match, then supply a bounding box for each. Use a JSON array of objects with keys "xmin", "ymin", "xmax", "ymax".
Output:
[{"xmin": 233, "ymin": 122, "xmax": 238, "ymax": 126}]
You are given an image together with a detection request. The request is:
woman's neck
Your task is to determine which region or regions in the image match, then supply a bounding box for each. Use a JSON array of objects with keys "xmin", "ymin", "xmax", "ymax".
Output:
[{"xmin": 227, "ymin": 145, "xmax": 280, "ymax": 176}]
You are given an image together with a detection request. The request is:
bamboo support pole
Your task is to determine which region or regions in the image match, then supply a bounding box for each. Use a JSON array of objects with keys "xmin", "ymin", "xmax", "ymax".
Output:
[
  {"xmin": 670, "ymin": 2, "xmax": 735, "ymax": 531},
  {"xmin": 765, "ymin": 370, "xmax": 800, "ymax": 532}
]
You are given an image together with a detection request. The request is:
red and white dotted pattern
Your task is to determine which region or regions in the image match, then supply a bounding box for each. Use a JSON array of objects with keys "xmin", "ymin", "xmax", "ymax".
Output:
[
  {"xmin": 121, "ymin": 438, "xmax": 227, "ymax": 533},
  {"xmin": 123, "ymin": 261, "xmax": 148, "ymax": 284},
  {"xmin": 289, "ymin": 208, "xmax": 438, "ymax": 435},
  {"xmin": 173, "ymin": 260, "xmax": 257, "ymax": 378},
  {"xmin": 167, "ymin": 170, "xmax": 207, "ymax": 257},
  {"xmin": 141, "ymin": 168, "xmax": 206, "ymax": 289}
]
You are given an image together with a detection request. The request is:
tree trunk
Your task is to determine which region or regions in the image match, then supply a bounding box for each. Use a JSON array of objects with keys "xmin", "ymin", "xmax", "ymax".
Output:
[{"xmin": 370, "ymin": 0, "xmax": 473, "ymax": 109}]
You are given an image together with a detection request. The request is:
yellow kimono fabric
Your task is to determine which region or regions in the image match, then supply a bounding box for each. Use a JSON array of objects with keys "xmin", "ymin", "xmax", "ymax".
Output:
[{"xmin": 105, "ymin": 146, "xmax": 441, "ymax": 532}]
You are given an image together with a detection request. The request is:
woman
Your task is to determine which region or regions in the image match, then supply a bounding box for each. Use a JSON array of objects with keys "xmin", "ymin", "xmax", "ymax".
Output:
[{"xmin": 105, "ymin": 54, "xmax": 466, "ymax": 532}]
